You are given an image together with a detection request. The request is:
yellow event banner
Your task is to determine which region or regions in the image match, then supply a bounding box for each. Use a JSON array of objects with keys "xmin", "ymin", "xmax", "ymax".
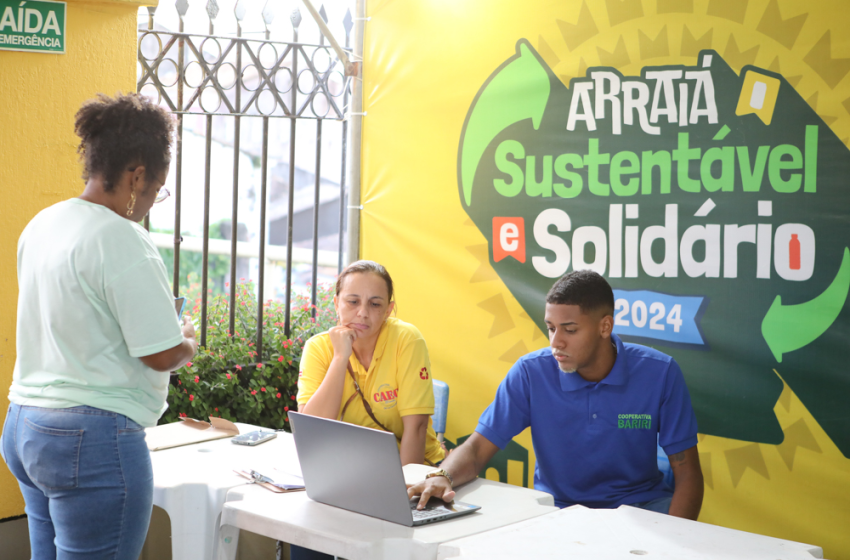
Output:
[{"xmin": 360, "ymin": 1, "xmax": 850, "ymax": 557}]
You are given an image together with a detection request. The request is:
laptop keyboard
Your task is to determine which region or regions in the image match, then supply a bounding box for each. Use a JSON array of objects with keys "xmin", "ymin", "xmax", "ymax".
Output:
[{"xmin": 410, "ymin": 502, "xmax": 450, "ymax": 520}]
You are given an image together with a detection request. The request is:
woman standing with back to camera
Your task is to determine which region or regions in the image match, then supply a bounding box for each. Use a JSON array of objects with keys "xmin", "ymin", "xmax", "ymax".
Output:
[{"xmin": 1, "ymin": 93, "xmax": 197, "ymax": 560}]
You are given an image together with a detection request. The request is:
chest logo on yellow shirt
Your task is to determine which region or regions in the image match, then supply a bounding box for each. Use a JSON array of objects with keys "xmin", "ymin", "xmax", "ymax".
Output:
[{"xmin": 373, "ymin": 384, "xmax": 399, "ymax": 409}]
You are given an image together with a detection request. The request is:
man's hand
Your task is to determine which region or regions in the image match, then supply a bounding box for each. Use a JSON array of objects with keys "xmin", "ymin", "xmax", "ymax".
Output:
[
  {"xmin": 406, "ymin": 432, "xmax": 500, "ymax": 510},
  {"xmin": 407, "ymin": 476, "xmax": 455, "ymax": 510}
]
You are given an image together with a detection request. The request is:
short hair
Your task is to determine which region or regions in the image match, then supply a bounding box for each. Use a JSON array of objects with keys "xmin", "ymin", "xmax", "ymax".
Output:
[
  {"xmin": 74, "ymin": 93, "xmax": 174, "ymax": 192},
  {"xmin": 335, "ymin": 260, "xmax": 394, "ymax": 302},
  {"xmin": 545, "ymin": 270, "xmax": 614, "ymax": 316}
]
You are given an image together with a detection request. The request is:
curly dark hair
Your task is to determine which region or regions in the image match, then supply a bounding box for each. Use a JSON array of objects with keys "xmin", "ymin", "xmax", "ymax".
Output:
[
  {"xmin": 74, "ymin": 93, "xmax": 174, "ymax": 192},
  {"xmin": 546, "ymin": 269, "xmax": 615, "ymax": 316}
]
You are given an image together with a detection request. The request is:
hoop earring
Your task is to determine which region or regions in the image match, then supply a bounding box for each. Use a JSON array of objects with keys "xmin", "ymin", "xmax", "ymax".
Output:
[{"xmin": 126, "ymin": 191, "xmax": 137, "ymax": 217}]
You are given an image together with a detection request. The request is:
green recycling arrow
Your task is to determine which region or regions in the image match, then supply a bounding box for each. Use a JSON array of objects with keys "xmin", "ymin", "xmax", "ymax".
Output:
[
  {"xmin": 458, "ymin": 40, "xmax": 551, "ymax": 207},
  {"xmin": 761, "ymin": 247, "xmax": 850, "ymax": 362}
]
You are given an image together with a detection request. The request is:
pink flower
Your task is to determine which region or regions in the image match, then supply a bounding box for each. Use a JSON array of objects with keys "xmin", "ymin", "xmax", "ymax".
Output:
[
  {"xmin": 189, "ymin": 395, "xmax": 194, "ymax": 401},
  {"xmin": 283, "ymin": 405, "xmax": 289, "ymax": 410},
  {"xmin": 226, "ymin": 373, "xmax": 232, "ymax": 380},
  {"xmin": 194, "ymin": 376, "xmax": 199, "ymax": 383},
  {"xmin": 261, "ymin": 387, "xmax": 266, "ymax": 392},
  {"xmin": 256, "ymin": 363, "xmax": 263, "ymax": 369},
  {"xmin": 215, "ymin": 408, "xmax": 219, "ymax": 412},
  {"xmin": 235, "ymin": 365, "xmax": 242, "ymax": 371},
  {"xmin": 251, "ymin": 390, "xmax": 257, "ymax": 395},
  {"xmin": 179, "ymin": 412, "xmax": 187, "ymax": 417},
  {"xmin": 278, "ymin": 356, "xmax": 284, "ymax": 362},
  {"xmin": 290, "ymin": 395, "xmax": 296, "ymax": 401},
  {"xmin": 186, "ymin": 361, "xmax": 193, "ymax": 367}
]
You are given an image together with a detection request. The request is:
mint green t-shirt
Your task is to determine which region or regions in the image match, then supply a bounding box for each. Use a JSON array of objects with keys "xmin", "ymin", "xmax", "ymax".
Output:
[{"xmin": 9, "ymin": 198, "xmax": 184, "ymax": 427}]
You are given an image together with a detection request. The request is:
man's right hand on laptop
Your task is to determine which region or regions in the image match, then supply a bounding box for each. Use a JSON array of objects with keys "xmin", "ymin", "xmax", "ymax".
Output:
[{"xmin": 407, "ymin": 477, "xmax": 455, "ymax": 510}]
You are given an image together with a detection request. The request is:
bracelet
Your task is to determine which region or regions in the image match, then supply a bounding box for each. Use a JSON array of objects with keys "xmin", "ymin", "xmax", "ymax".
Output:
[{"xmin": 425, "ymin": 469, "xmax": 453, "ymax": 487}]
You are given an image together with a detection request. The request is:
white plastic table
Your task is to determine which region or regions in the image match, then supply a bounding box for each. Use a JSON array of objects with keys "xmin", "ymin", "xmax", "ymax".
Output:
[
  {"xmin": 148, "ymin": 423, "xmax": 297, "ymax": 560},
  {"xmin": 216, "ymin": 465, "xmax": 558, "ymax": 560},
  {"xmin": 436, "ymin": 504, "xmax": 824, "ymax": 560}
]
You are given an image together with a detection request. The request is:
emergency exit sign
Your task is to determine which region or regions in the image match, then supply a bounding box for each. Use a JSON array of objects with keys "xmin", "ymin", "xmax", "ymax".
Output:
[{"xmin": 0, "ymin": 0, "xmax": 65, "ymax": 54}]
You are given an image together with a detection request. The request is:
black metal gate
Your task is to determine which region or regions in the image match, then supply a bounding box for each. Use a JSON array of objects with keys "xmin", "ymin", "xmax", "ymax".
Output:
[{"xmin": 137, "ymin": 0, "xmax": 354, "ymax": 358}]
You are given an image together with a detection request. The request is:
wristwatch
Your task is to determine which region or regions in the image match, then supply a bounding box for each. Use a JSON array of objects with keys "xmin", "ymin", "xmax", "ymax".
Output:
[{"xmin": 425, "ymin": 469, "xmax": 453, "ymax": 487}]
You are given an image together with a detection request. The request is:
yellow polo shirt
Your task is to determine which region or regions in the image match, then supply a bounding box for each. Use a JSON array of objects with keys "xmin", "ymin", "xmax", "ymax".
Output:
[{"xmin": 297, "ymin": 317, "xmax": 445, "ymax": 465}]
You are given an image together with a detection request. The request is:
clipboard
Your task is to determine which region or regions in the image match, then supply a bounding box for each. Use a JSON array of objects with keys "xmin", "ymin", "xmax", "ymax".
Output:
[{"xmin": 145, "ymin": 416, "xmax": 240, "ymax": 451}]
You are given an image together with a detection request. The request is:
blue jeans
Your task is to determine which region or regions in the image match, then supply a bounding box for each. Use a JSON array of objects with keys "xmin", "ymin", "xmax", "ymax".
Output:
[
  {"xmin": 1, "ymin": 403, "xmax": 154, "ymax": 560},
  {"xmin": 630, "ymin": 494, "xmax": 673, "ymax": 514}
]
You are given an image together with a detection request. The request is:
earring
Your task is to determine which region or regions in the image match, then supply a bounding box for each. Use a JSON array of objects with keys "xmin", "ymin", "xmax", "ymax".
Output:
[{"xmin": 126, "ymin": 191, "xmax": 137, "ymax": 217}]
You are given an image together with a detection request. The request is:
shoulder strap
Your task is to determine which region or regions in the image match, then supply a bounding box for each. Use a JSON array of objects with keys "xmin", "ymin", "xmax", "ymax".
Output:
[
  {"xmin": 341, "ymin": 361, "xmax": 436, "ymax": 465},
  {"xmin": 343, "ymin": 361, "xmax": 400, "ymax": 441}
]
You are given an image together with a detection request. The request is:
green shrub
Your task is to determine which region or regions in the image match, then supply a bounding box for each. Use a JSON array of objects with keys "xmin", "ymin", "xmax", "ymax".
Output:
[{"xmin": 161, "ymin": 274, "xmax": 336, "ymax": 431}]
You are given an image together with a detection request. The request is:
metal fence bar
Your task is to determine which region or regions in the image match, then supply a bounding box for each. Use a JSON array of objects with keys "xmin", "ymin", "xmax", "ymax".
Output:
[
  {"xmin": 310, "ymin": 119, "xmax": 322, "ymax": 315},
  {"xmin": 310, "ymin": 8, "xmax": 326, "ymax": 314},
  {"xmin": 338, "ymin": 9, "xmax": 353, "ymax": 273},
  {"xmin": 142, "ymin": 10, "xmax": 154, "ymax": 233},
  {"xmin": 228, "ymin": 12, "xmax": 243, "ymax": 338},
  {"xmin": 171, "ymin": 12, "xmax": 186, "ymax": 299},
  {"xmin": 256, "ymin": 115, "xmax": 270, "ymax": 358},
  {"xmin": 200, "ymin": 114, "xmax": 213, "ymax": 347},
  {"xmin": 283, "ymin": 13, "xmax": 301, "ymax": 337}
]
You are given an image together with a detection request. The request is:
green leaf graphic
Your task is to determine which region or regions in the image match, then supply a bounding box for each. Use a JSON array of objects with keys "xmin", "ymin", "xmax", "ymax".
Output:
[
  {"xmin": 762, "ymin": 247, "xmax": 850, "ymax": 362},
  {"xmin": 459, "ymin": 40, "xmax": 550, "ymax": 207}
]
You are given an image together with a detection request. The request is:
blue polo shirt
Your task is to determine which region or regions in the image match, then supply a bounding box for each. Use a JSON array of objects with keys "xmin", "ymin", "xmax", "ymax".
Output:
[{"xmin": 475, "ymin": 334, "xmax": 698, "ymax": 509}]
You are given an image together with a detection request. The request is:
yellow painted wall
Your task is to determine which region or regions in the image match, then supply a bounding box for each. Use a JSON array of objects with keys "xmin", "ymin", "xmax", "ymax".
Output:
[{"xmin": 0, "ymin": 0, "xmax": 142, "ymax": 520}]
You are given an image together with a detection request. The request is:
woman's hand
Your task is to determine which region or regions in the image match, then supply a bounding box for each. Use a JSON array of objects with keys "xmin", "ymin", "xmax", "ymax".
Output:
[
  {"xmin": 328, "ymin": 325, "xmax": 357, "ymax": 360},
  {"xmin": 180, "ymin": 316, "xmax": 197, "ymax": 345}
]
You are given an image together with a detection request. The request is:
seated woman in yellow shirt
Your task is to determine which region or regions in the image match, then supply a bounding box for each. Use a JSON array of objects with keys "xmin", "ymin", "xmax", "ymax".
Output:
[{"xmin": 297, "ymin": 260, "xmax": 445, "ymax": 466}]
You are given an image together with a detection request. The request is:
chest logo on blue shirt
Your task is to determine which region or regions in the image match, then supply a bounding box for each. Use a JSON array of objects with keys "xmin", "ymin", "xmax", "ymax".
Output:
[
  {"xmin": 373, "ymin": 384, "xmax": 398, "ymax": 410},
  {"xmin": 618, "ymin": 414, "xmax": 652, "ymax": 429}
]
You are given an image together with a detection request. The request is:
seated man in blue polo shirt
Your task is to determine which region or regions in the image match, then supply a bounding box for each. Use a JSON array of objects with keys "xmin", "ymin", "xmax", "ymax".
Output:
[{"xmin": 408, "ymin": 270, "xmax": 703, "ymax": 519}]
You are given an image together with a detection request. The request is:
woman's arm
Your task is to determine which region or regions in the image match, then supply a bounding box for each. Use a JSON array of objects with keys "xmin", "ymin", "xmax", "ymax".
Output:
[
  {"xmin": 399, "ymin": 414, "xmax": 429, "ymax": 465},
  {"xmin": 299, "ymin": 326, "xmax": 356, "ymax": 419},
  {"xmin": 140, "ymin": 317, "xmax": 197, "ymax": 372}
]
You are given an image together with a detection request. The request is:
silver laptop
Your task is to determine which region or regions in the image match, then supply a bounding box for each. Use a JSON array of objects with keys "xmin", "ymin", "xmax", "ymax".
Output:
[{"xmin": 288, "ymin": 412, "xmax": 481, "ymax": 527}]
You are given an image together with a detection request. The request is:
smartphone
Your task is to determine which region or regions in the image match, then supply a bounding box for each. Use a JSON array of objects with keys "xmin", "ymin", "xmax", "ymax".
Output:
[
  {"xmin": 174, "ymin": 296, "xmax": 186, "ymax": 319},
  {"xmin": 231, "ymin": 431, "xmax": 277, "ymax": 446}
]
